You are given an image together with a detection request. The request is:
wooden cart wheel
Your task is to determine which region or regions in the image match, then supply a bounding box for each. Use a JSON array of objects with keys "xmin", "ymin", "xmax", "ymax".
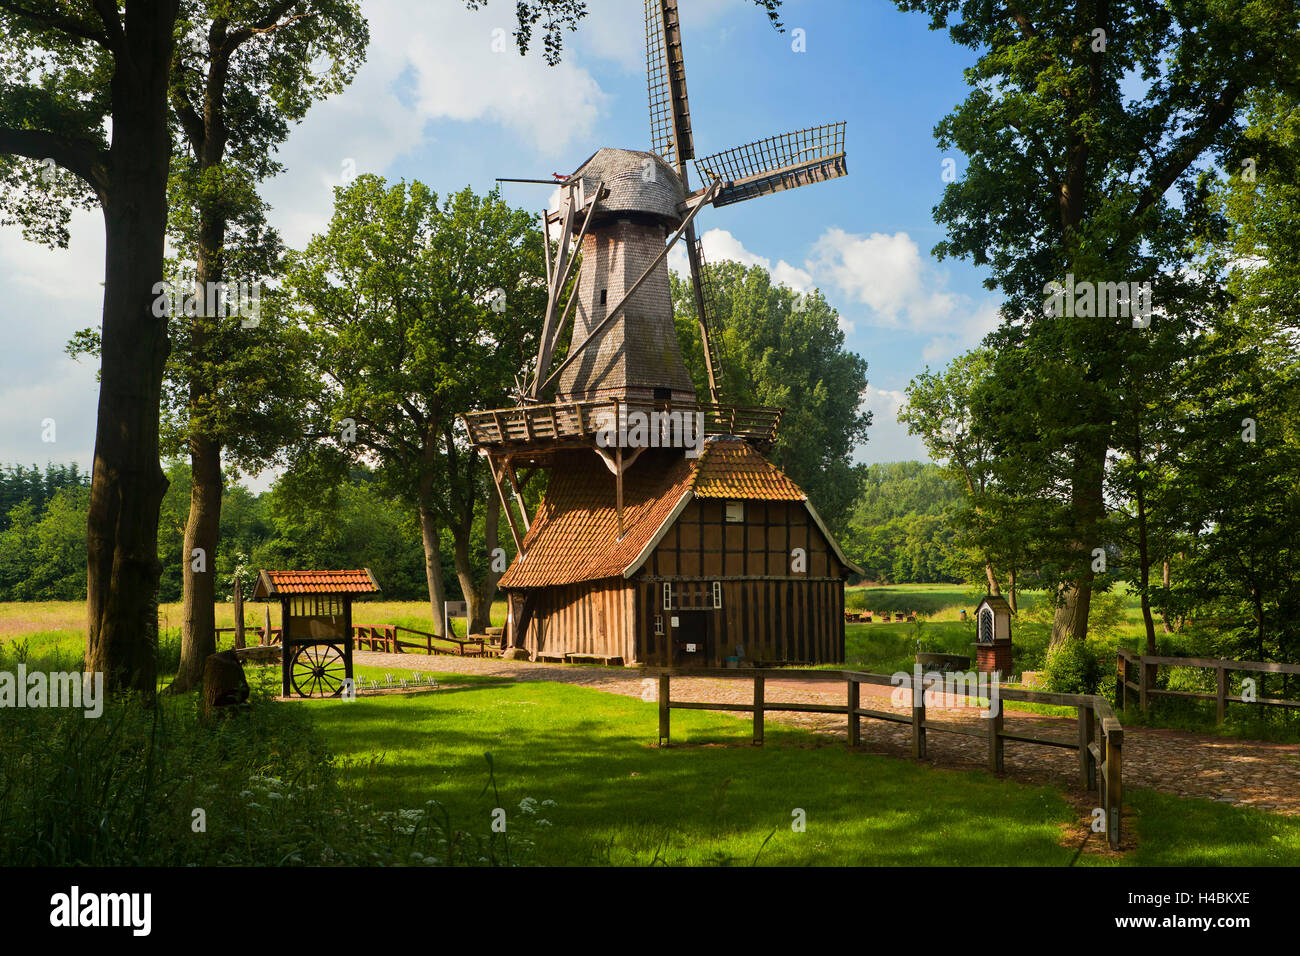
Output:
[{"xmin": 290, "ymin": 643, "xmax": 347, "ymax": 698}]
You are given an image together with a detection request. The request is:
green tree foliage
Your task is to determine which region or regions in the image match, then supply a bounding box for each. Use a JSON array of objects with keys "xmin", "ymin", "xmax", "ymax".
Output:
[
  {"xmin": 893, "ymin": 0, "xmax": 1300, "ymax": 647},
  {"xmin": 0, "ymin": 0, "xmax": 185, "ymax": 692},
  {"xmin": 0, "ymin": 487, "xmax": 90, "ymax": 600},
  {"xmin": 0, "ymin": 463, "xmax": 89, "ymax": 533},
  {"xmin": 285, "ymin": 177, "xmax": 546, "ymax": 632},
  {"xmin": 671, "ymin": 261, "xmax": 870, "ymax": 531},
  {"xmin": 840, "ymin": 463, "xmax": 965, "ymax": 584}
]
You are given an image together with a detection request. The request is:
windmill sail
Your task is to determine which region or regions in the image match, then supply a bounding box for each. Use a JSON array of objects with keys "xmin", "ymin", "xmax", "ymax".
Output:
[
  {"xmin": 692, "ymin": 236, "xmax": 725, "ymax": 392},
  {"xmin": 696, "ymin": 123, "xmax": 847, "ymax": 207},
  {"xmin": 646, "ymin": 0, "xmax": 694, "ymax": 168}
]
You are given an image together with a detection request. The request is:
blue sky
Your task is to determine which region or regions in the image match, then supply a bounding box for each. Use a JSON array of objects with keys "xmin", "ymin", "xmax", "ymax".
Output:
[{"xmin": 0, "ymin": 0, "xmax": 1005, "ymax": 484}]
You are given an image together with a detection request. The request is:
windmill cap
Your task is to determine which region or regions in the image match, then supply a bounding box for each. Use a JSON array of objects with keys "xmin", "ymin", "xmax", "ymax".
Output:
[{"xmin": 570, "ymin": 148, "xmax": 686, "ymax": 224}]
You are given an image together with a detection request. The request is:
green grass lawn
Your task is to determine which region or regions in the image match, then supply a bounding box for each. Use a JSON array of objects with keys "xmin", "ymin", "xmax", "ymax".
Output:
[{"xmin": 301, "ymin": 676, "xmax": 1300, "ymax": 866}]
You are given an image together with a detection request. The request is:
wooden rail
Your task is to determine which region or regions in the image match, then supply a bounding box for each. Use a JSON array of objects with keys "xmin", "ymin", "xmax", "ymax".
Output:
[
  {"xmin": 462, "ymin": 399, "xmax": 783, "ymax": 450},
  {"xmin": 216, "ymin": 626, "xmax": 280, "ymax": 645},
  {"xmin": 351, "ymin": 624, "xmax": 496, "ymax": 658},
  {"xmin": 647, "ymin": 667, "xmax": 1124, "ymax": 849},
  {"xmin": 1117, "ymin": 648, "xmax": 1300, "ymax": 724}
]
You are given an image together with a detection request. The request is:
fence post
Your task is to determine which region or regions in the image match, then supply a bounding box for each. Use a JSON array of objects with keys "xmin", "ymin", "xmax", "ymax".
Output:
[
  {"xmin": 1216, "ymin": 666, "xmax": 1227, "ymax": 725},
  {"xmin": 658, "ymin": 674, "xmax": 670, "ymax": 747},
  {"xmin": 912, "ymin": 673, "xmax": 927, "ymax": 759},
  {"xmin": 986, "ymin": 694, "xmax": 1003, "ymax": 772},
  {"xmin": 1138, "ymin": 656, "xmax": 1149, "ymax": 713},
  {"xmin": 1078, "ymin": 704, "xmax": 1096, "ymax": 790},
  {"xmin": 1106, "ymin": 727, "xmax": 1123, "ymax": 850},
  {"xmin": 753, "ymin": 675, "xmax": 765, "ymax": 746},
  {"xmin": 1116, "ymin": 653, "xmax": 1125, "ymax": 709},
  {"xmin": 847, "ymin": 678, "xmax": 860, "ymax": 746}
]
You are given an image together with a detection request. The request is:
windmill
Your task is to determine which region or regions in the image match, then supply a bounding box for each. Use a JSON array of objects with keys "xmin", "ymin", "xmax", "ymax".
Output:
[
  {"xmin": 507, "ymin": 0, "xmax": 846, "ymax": 411},
  {"xmin": 463, "ymin": 0, "xmax": 858, "ymax": 668}
]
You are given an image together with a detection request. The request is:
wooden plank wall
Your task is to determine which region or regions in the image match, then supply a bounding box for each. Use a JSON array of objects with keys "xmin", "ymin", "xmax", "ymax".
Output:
[
  {"xmin": 647, "ymin": 499, "xmax": 839, "ymax": 578},
  {"xmin": 637, "ymin": 498, "xmax": 846, "ymax": 666},
  {"xmin": 524, "ymin": 579, "xmax": 636, "ymax": 661}
]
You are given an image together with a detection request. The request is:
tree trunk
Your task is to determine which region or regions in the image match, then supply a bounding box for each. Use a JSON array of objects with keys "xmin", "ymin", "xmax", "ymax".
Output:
[
  {"xmin": 417, "ymin": 496, "xmax": 447, "ymax": 637},
  {"xmin": 1133, "ymin": 425, "xmax": 1158, "ymax": 656},
  {"xmin": 1050, "ymin": 440, "xmax": 1107, "ymax": 648},
  {"xmin": 85, "ymin": 7, "xmax": 178, "ymax": 695},
  {"xmin": 172, "ymin": 434, "xmax": 223, "ymax": 692},
  {"xmin": 452, "ymin": 532, "xmax": 481, "ymax": 634},
  {"xmin": 985, "ymin": 562, "xmax": 1000, "ymax": 596},
  {"xmin": 1007, "ymin": 568, "xmax": 1017, "ymax": 613},
  {"xmin": 171, "ymin": 37, "xmax": 235, "ymax": 694},
  {"xmin": 233, "ymin": 577, "xmax": 245, "ymax": 649},
  {"xmin": 471, "ymin": 492, "xmax": 503, "ymax": 632},
  {"xmin": 1160, "ymin": 558, "xmax": 1173, "ymax": 633}
]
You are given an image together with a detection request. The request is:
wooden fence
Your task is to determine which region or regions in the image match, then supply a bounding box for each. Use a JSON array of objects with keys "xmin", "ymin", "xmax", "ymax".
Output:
[
  {"xmin": 219, "ymin": 622, "xmax": 496, "ymax": 657},
  {"xmin": 351, "ymin": 624, "xmax": 495, "ymax": 658},
  {"xmin": 647, "ymin": 667, "xmax": 1125, "ymax": 849},
  {"xmin": 1117, "ymin": 648, "xmax": 1300, "ymax": 724},
  {"xmin": 215, "ymin": 626, "xmax": 280, "ymax": 645}
]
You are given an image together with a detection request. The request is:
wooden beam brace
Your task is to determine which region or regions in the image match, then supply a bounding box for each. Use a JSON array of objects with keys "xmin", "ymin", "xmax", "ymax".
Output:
[
  {"xmin": 538, "ymin": 177, "xmax": 721, "ymax": 395},
  {"xmin": 485, "ymin": 453, "xmax": 524, "ymax": 554}
]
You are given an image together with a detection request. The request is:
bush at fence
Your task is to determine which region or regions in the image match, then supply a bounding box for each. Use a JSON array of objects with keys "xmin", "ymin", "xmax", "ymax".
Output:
[{"xmin": 1043, "ymin": 639, "xmax": 1104, "ymax": 695}]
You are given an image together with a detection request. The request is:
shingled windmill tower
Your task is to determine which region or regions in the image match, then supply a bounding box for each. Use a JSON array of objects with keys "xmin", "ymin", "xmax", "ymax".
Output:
[{"xmin": 463, "ymin": 0, "xmax": 860, "ymax": 667}]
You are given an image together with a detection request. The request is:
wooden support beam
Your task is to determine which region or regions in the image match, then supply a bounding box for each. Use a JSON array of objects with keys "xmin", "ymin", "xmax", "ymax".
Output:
[
  {"xmin": 659, "ymin": 674, "xmax": 670, "ymax": 746},
  {"xmin": 986, "ymin": 696, "xmax": 1003, "ymax": 772},
  {"xmin": 1106, "ymin": 728, "xmax": 1123, "ymax": 849},
  {"xmin": 847, "ymin": 678, "xmax": 860, "ymax": 746},
  {"xmin": 1078, "ymin": 704, "xmax": 1096, "ymax": 789},
  {"xmin": 486, "ymin": 454, "xmax": 524, "ymax": 554},
  {"xmin": 912, "ymin": 675, "xmax": 927, "ymax": 759},
  {"xmin": 533, "ymin": 180, "xmax": 604, "ymax": 397},
  {"xmin": 531, "ymin": 187, "xmax": 576, "ymax": 397},
  {"xmin": 615, "ymin": 444, "xmax": 624, "ymax": 538},
  {"xmin": 504, "ymin": 461, "xmax": 531, "ymax": 531},
  {"xmin": 538, "ymin": 177, "xmax": 722, "ymax": 395},
  {"xmin": 753, "ymin": 674, "xmax": 765, "ymax": 745}
]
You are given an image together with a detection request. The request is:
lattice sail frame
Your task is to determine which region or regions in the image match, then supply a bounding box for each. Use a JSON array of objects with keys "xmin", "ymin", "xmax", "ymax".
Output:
[
  {"xmin": 646, "ymin": 0, "xmax": 693, "ymax": 169},
  {"xmin": 692, "ymin": 235, "xmax": 725, "ymax": 387},
  {"xmin": 646, "ymin": 0, "xmax": 675, "ymax": 164},
  {"xmin": 696, "ymin": 122, "xmax": 847, "ymax": 207}
]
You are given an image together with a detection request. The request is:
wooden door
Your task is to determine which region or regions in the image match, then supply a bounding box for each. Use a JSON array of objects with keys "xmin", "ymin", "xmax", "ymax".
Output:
[{"xmin": 673, "ymin": 610, "xmax": 710, "ymax": 666}]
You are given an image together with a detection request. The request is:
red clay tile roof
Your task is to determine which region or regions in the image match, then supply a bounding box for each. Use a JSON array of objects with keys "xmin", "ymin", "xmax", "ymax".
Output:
[
  {"xmin": 499, "ymin": 449, "xmax": 695, "ymax": 589},
  {"xmin": 689, "ymin": 438, "xmax": 805, "ymax": 500},
  {"xmin": 252, "ymin": 569, "xmax": 380, "ymax": 598},
  {"xmin": 499, "ymin": 438, "xmax": 854, "ymax": 589}
]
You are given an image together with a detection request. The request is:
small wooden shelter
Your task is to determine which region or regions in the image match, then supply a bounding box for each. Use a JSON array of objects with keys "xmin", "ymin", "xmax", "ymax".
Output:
[
  {"xmin": 252, "ymin": 569, "xmax": 380, "ymax": 697},
  {"xmin": 973, "ymin": 594, "xmax": 1014, "ymax": 674}
]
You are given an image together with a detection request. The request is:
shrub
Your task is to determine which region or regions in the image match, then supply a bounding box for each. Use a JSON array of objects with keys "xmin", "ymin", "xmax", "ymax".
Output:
[{"xmin": 1043, "ymin": 639, "xmax": 1103, "ymax": 695}]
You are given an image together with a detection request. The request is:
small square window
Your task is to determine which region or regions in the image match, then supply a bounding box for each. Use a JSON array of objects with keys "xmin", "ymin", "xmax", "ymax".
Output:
[
  {"xmin": 600, "ymin": 288, "xmax": 608, "ymax": 305},
  {"xmin": 654, "ymin": 615, "xmax": 664, "ymax": 636},
  {"xmin": 725, "ymin": 501, "xmax": 744, "ymax": 523}
]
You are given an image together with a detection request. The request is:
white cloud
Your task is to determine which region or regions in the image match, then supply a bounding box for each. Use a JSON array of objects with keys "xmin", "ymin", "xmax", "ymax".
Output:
[
  {"xmin": 919, "ymin": 301, "xmax": 1002, "ymax": 364},
  {"xmin": 669, "ymin": 227, "xmax": 812, "ymax": 290},
  {"xmin": 806, "ymin": 228, "xmax": 959, "ymax": 328},
  {"xmin": 858, "ymin": 384, "xmax": 930, "ymax": 464},
  {"xmin": 261, "ymin": 0, "xmax": 614, "ymax": 248}
]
